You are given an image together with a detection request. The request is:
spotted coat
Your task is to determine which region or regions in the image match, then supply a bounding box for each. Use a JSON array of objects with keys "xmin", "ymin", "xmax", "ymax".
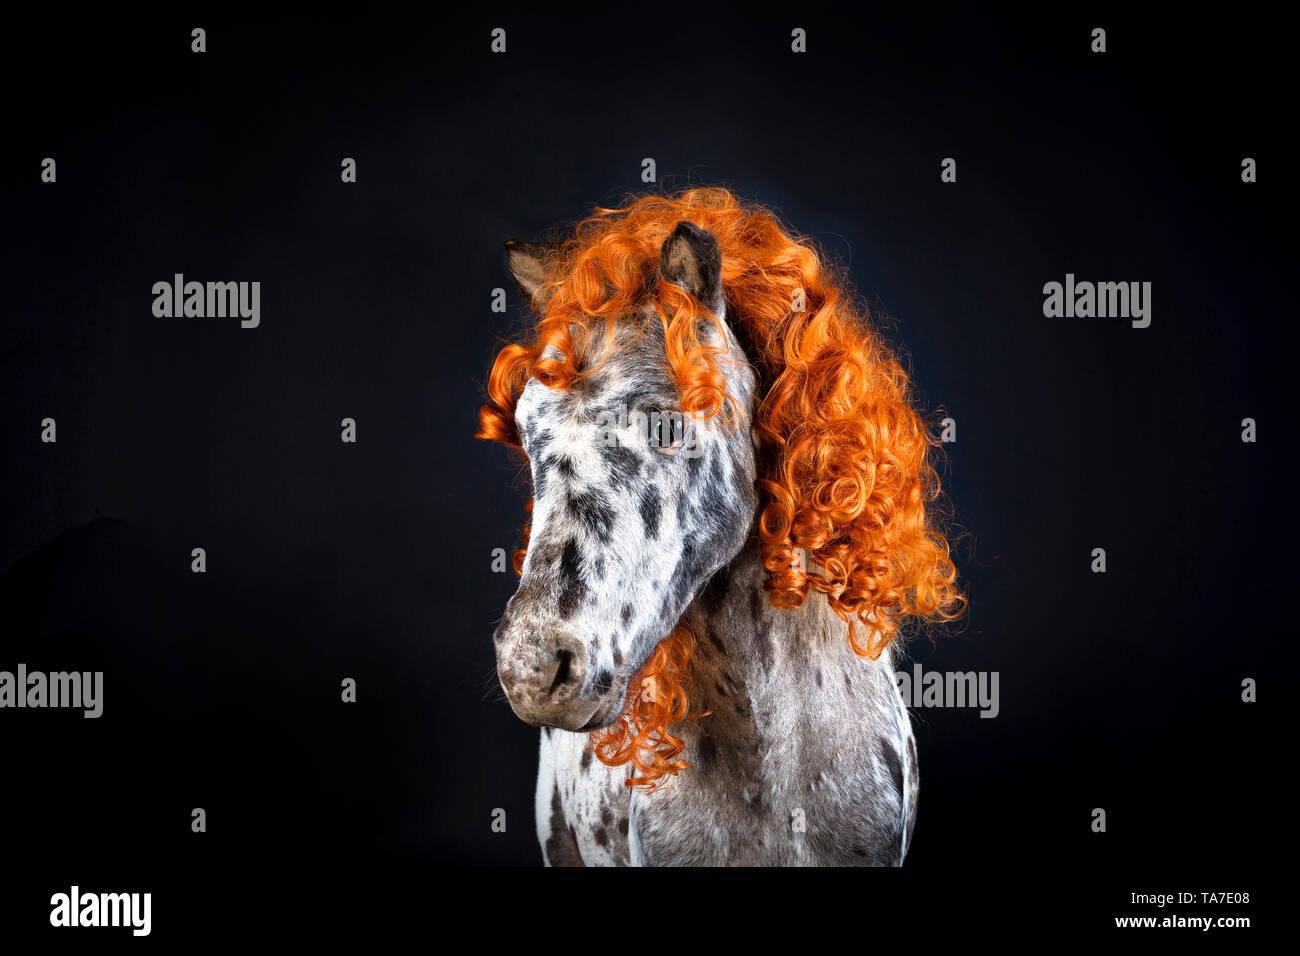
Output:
[{"xmin": 492, "ymin": 223, "xmax": 919, "ymax": 866}]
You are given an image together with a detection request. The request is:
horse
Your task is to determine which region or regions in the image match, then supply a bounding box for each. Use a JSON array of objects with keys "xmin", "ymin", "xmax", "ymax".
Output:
[{"xmin": 477, "ymin": 188, "xmax": 963, "ymax": 866}]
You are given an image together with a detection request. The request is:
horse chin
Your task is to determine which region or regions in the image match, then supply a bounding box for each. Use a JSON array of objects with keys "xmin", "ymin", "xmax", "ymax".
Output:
[
  {"xmin": 510, "ymin": 696, "xmax": 606, "ymax": 733},
  {"xmin": 574, "ymin": 696, "xmax": 622, "ymax": 733},
  {"xmin": 518, "ymin": 686, "xmax": 627, "ymax": 734}
]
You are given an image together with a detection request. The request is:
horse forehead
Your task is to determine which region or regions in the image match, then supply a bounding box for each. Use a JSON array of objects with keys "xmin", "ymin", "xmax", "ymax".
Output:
[
  {"xmin": 586, "ymin": 319, "xmax": 669, "ymax": 384},
  {"xmin": 522, "ymin": 330, "xmax": 674, "ymax": 422}
]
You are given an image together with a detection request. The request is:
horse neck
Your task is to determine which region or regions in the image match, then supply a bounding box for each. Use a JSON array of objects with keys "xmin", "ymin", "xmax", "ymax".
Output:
[{"xmin": 680, "ymin": 531, "xmax": 890, "ymax": 720}]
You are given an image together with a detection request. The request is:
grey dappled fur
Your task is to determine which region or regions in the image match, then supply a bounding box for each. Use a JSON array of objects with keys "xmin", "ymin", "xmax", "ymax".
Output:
[{"xmin": 493, "ymin": 224, "xmax": 919, "ymax": 866}]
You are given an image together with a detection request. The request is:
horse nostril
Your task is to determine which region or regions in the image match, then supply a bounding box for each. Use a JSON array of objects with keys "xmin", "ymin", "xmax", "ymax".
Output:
[{"xmin": 547, "ymin": 648, "xmax": 575, "ymax": 697}]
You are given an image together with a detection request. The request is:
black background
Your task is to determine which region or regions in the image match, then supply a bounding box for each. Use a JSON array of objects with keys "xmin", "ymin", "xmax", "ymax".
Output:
[{"xmin": 1, "ymin": 5, "xmax": 1279, "ymax": 939}]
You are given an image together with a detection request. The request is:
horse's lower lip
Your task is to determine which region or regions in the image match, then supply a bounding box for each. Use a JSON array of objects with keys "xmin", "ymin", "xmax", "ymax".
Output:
[{"xmin": 512, "ymin": 697, "xmax": 606, "ymax": 732}]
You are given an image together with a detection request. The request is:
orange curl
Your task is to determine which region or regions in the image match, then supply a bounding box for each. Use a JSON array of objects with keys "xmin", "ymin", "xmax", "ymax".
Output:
[{"xmin": 589, "ymin": 626, "xmax": 707, "ymax": 791}]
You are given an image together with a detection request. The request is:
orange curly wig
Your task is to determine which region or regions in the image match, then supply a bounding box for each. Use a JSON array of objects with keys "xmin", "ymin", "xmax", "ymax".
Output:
[{"xmin": 477, "ymin": 187, "xmax": 964, "ymax": 789}]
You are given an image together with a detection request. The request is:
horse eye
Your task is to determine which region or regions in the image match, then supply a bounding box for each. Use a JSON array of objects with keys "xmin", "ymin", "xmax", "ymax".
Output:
[{"xmin": 648, "ymin": 413, "xmax": 685, "ymax": 450}]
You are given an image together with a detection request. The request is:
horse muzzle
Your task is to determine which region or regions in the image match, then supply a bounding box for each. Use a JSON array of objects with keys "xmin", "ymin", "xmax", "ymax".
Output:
[{"xmin": 495, "ymin": 629, "xmax": 605, "ymax": 730}]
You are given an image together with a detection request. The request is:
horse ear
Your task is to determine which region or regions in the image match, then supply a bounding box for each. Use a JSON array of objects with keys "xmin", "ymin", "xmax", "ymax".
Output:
[
  {"xmin": 504, "ymin": 238, "xmax": 560, "ymax": 308},
  {"xmin": 659, "ymin": 221, "xmax": 724, "ymax": 317}
]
